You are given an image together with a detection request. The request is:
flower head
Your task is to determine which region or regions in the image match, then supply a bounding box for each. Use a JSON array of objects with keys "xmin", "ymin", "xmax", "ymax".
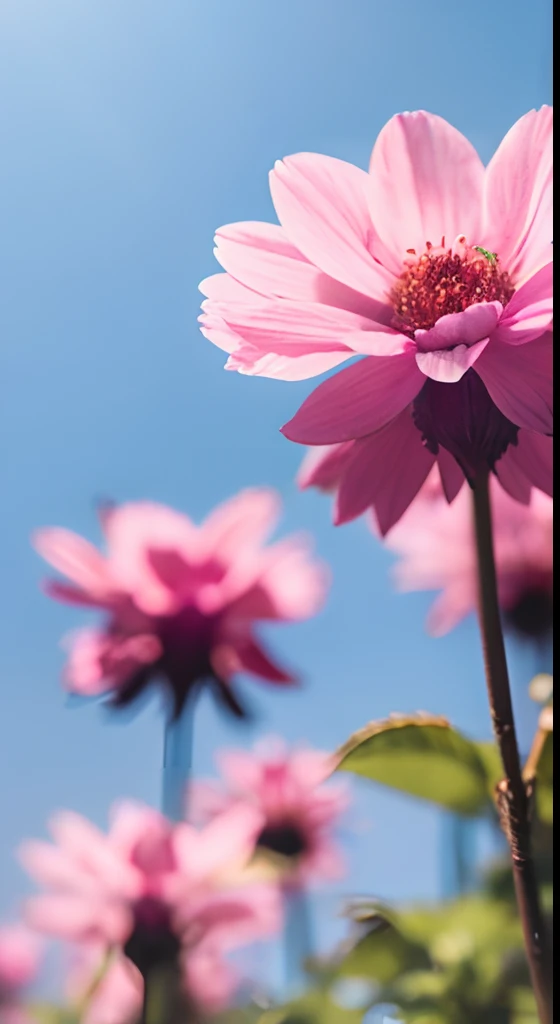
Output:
[
  {"xmin": 192, "ymin": 737, "xmax": 348, "ymax": 886},
  {"xmin": 0, "ymin": 924, "xmax": 42, "ymax": 995},
  {"xmin": 200, "ymin": 108, "xmax": 552, "ymax": 533},
  {"xmin": 33, "ymin": 490, "xmax": 328, "ymax": 718},
  {"xmin": 383, "ymin": 470, "xmax": 553, "ymax": 639},
  {"xmin": 20, "ymin": 802, "xmax": 281, "ymax": 1010}
]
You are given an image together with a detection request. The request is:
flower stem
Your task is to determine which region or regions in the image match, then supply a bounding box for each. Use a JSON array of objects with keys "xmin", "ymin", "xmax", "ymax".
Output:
[
  {"xmin": 471, "ymin": 472, "xmax": 552, "ymax": 1023},
  {"xmin": 284, "ymin": 884, "xmax": 313, "ymax": 995},
  {"xmin": 162, "ymin": 694, "xmax": 196, "ymax": 821},
  {"xmin": 140, "ymin": 963, "xmax": 201, "ymax": 1024}
]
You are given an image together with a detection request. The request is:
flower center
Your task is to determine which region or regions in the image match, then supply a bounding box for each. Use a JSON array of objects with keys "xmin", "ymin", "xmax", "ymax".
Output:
[
  {"xmin": 390, "ymin": 237, "xmax": 514, "ymax": 334},
  {"xmin": 256, "ymin": 822, "xmax": 308, "ymax": 859}
]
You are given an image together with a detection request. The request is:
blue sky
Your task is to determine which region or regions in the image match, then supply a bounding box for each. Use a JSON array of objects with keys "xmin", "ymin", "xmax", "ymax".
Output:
[{"xmin": 0, "ymin": 0, "xmax": 551, "ymax": 988}]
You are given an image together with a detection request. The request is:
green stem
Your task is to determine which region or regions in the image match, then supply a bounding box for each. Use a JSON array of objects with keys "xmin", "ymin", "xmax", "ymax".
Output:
[{"xmin": 471, "ymin": 473, "xmax": 552, "ymax": 1024}]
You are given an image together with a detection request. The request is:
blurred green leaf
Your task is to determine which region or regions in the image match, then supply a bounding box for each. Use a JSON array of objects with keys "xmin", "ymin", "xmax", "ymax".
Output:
[
  {"xmin": 337, "ymin": 915, "xmax": 430, "ymax": 983},
  {"xmin": 258, "ymin": 990, "xmax": 364, "ymax": 1023},
  {"xmin": 27, "ymin": 1007, "xmax": 79, "ymax": 1024},
  {"xmin": 335, "ymin": 715, "xmax": 491, "ymax": 815}
]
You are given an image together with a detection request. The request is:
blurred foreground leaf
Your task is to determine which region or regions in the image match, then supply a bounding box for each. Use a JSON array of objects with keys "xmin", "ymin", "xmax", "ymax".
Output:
[
  {"xmin": 335, "ymin": 714, "xmax": 491, "ymax": 815},
  {"xmin": 258, "ymin": 990, "xmax": 363, "ymax": 1023}
]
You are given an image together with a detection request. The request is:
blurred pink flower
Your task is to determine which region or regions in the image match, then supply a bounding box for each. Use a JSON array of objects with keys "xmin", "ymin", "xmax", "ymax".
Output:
[
  {"xmin": 69, "ymin": 942, "xmax": 257, "ymax": 1022},
  {"xmin": 0, "ymin": 924, "xmax": 42, "ymax": 993},
  {"xmin": 33, "ymin": 489, "xmax": 328, "ymax": 718},
  {"xmin": 0, "ymin": 925, "xmax": 42, "ymax": 1024},
  {"xmin": 192, "ymin": 737, "xmax": 348, "ymax": 886},
  {"xmin": 20, "ymin": 801, "xmax": 281, "ymax": 1000},
  {"xmin": 383, "ymin": 469, "xmax": 553, "ymax": 639},
  {"xmin": 200, "ymin": 108, "xmax": 552, "ymax": 533}
]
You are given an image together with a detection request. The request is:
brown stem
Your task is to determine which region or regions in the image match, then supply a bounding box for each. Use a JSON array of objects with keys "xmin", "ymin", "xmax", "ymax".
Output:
[{"xmin": 472, "ymin": 472, "xmax": 552, "ymax": 1023}]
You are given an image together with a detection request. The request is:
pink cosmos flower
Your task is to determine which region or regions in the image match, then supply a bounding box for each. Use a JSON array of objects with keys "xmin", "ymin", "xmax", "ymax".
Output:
[
  {"xmin": 68, "ymin": 943, "xmax": 250, "ymax": 1022},
  {"xmin": 19, "ymin": 800, "xmax": 281, "ymax": 1001},
  {"xmin": 382, "ymin": 469, "xmax": 553, "ymax": 639},
  {"xmin": 0, "ymin": 925, "xmax": 42, "ymax": 1024},
  {"xmin": 200, "ymin": 108, "xmax": 552, "ymax": 534},
  {"xmin": 191, "ymin": 737, "xmax": 348, "ymax": 886},
  {"xmin": 33, "ymin": 489, "xmax": 328, "ymax": 718},
  {"xmin": 0, "ymin": 924, "xmax": 42, "ymax": 994}
]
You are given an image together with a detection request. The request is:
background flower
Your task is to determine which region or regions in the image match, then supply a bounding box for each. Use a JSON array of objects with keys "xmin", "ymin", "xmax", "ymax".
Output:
[
  {"xmin": 191, "ymin": 737, "xmax": 349, "ymax": 886},
  {"xmin": 34, "ymin": 490, "xmax": 329, "ymax": 718},
  {"xmin": 382, "ymin": 470, "xmax": 553, "ymax": 639}
]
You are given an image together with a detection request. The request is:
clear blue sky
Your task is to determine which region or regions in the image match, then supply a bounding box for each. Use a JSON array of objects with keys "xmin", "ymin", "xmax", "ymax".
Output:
[{"xmin": 0, "ymin": 0, "xmax": 551, "ymax": 985}]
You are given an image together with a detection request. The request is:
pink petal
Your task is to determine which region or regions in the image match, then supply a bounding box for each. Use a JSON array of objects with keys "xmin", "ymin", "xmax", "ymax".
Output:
[
  {"xmin": 234, "ymin": 638, "xmax": 295, "ymax": 685},
  {"xmin": 492, "ymin": 263, "xmax": 553, "ymax": 345},
  {"xmin": 43, "ymin": 580, "xmax": 110, "ymax": 607},
  {"xmin": 214, "ymin": 220, "xmax": 392, "ymax": 321},
  {"xmin": 102, "ymin": 503, "xmax": 196, "ymax": 613},
  {"xmin": 367, "ymin": 111, "xmax": 484, "ymax": 259},
  {"xmin": 297, "ymin": 442, "xmax": 354, "ymax": 492},
  {"xmin": 475, "ymin": 333, "xmax": 552, "ymax": 434},
  {"xmin": 335, "ymin": 409, "xmax": 436, "ymax": 532},
  {"xmin": 174, "ymin": 806, "xmax": 263, "ymax": 884},
  {"xmin": 252, "ymin": 536, "xmax": 330, "ymax": 620},
  {"xmin": 281, "ymin": 353, "xmax": 424, "ymax": 445},
  {"xmin": 231, "ymin": 347, "xmax": 352, "ymax": 381},
  {"xmin": 269, "ymin": 152, "xmax": 394, "ymax": 296},
  {"xmin": 494, "ymin": 450, "xmax": 532, "ymax": 505},
  {"xmin": 482, "ymin": 106, "xmax": 552, "ymax": 283},
  {"xmin": 201, "ymin": 488, "xmax": 280, "ymax": 558},
  {"xmin": 33, "ymin": 529, "xmax": 114, "ymax": 599},
  {"xmin": 415, "ymin": 339, "xmax": 489, "ymax": 383},
  {"xmin": 216, "ymin": 298, "xmax": 385, "ymax": 358},
  {"xmin": 496, "ymin": 430, "xmax": 552, "ymax": 499},
  {"xmin": 437, "ymin": 449, "xmax": 465, "ymax": 504},
  {"xmin": 414, "ymin": 302, "xmax": 502, "ymax": 353}
]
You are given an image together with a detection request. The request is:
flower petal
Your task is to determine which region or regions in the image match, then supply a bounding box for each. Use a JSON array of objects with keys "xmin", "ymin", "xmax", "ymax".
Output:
[
  {"xmin": 492, "ymin": 263, "xmax": 553, "ymax": 346},
  {"xmin": 437, "ymin": 449, "xmax": 465, "ymax": 504},
  {"xmin": 269, "ymin": 153, "xmax": 394, "ymax": 296},
  {"xmin": 415, "ymin": 302, "xmax": 502, "ymax": 353},
  {"xmin": 281, "ymin": 353, "xmax": 424, "ymax": 445},
  {"xmin": 482, "ymin": 106, "xmax": 553, "ymax": 283},
  {"xmin": 214, "ymin": 220, "xmax": 392, "ymax": 321},
  {"xmin": 335, "ymin": 409, "xmax": 436, "ymax": 532},
  {"xmin": 475, "ymin": 333, "xmax": 552, "ymax": 434},
  {"xmin": 495, "ymin": 430, "xmax": 552, "ymax": 499},
  {"xmin": 217, "ymin": 298, "xmax": 383, "ymax": 358},
  {"xmin": 415, "ymin": 339, "xmax": 489, "ymax": 383},
  {"xmin": 297, "ymin": 442, "xmax": 354, "ymax": 492},
  {"xmin": 367, "ymin": 111, "xmax": 484, "ymax": 259},
  {"xmin": 33, "ymin": 529, "xmax": 114, "ymax": 600}
]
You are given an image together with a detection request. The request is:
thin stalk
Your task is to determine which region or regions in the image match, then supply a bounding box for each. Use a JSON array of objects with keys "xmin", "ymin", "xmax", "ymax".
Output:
[
  {"xmin": 283, "ymin": 883, "xmax": 313, "ymax": 995},
  {"xmin": 162, "ymin": 694, "xmax": 196, "ymax": 821},
  {"xmin": 472, "ymin": 472, "xmax": 552, "ymax": 1023}
]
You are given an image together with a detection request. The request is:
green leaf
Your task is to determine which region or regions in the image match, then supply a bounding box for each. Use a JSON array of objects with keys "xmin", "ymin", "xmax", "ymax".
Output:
[
  {"xmin": 335, "ymin": 715, "xmax": 491, "ymax": 815},
  {"xmin": 337, "ymin": 914, "xmax": 430, "ymax": 983},
  {"xmin": 258, "ymin": 991, "xmax": 364, "ymax": 1024},
  {"xmin": 27, "ymin": 1007, "xmax": 80, "ymax": 1024}
]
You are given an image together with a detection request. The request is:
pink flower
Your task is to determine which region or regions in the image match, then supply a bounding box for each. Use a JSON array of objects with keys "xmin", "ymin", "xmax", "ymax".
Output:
[
  {"xmin": 200, "ymin": 108, "xmax": 552, "ymax": 533},
  {"xmin": 19, "ymin": 801, "xmax": 281, "ymax": 995},
  {"xmin": 383, "ymin": 469, "xmax": 553, "ymax": 639},
  {"xmin": 68, "ymin": 941, "xmax": 259, "ymax": 1021},
  {"xmin": 0, "ymin": 925, "xmax": 42, "ymax": 1024},
  {"xmin": 33, "ymin": 489, "xmax": 328, "ymax": 717},
  {"xmin": 0, "ymin": 924, "xmax": 42, "ymax": 994},
  {"xmin": 192, "ymin": 737, "xmax": 348, "ymax": 886}
]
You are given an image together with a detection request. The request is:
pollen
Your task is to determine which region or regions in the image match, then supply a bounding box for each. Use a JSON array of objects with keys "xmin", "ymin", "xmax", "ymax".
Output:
[{"xmin": 390, "ymin": 239, "xmax": 514, "ymax": 334}]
